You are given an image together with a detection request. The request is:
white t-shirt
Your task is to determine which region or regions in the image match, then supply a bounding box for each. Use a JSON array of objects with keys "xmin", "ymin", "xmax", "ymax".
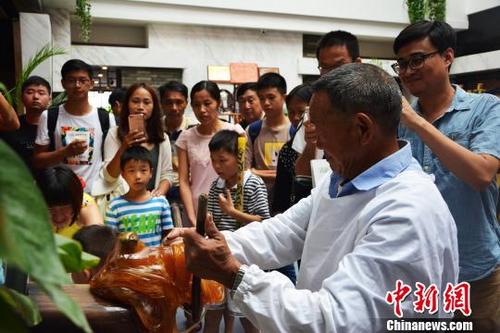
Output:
[{"xmin": 35, "ymin": 105, "xmax": 115, "ymax": 192}]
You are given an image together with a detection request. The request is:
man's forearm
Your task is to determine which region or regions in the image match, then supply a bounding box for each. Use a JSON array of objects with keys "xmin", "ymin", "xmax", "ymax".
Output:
[
  {"xmin": 0, "ymin": 92, "xmax": 20, "ymax": 131},
  {"xmin": 412, "ymin": 118, "xmax": 498, "ymax": 190},
  {"xmin": 33, "ymin": 148, "xmax": 67, "ymax": 168},
  {"xmin": 251, "ymin": 168, "xmax": 276, "ymax": 181}
]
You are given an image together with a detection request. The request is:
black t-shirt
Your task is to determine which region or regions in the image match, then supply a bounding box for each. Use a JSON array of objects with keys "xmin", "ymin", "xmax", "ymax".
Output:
[{"xmin": 0, "ymin": 115, "xmax": 38, "ymax": 174}]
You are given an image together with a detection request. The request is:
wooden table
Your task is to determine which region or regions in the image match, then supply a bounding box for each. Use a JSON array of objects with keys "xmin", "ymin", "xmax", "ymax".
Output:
[{"xmin": 29, "ymin": 284, "xmax": 139, "ymax": 333}]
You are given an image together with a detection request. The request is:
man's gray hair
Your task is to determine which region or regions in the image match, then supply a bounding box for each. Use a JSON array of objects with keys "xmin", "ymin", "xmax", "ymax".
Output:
[{"xmin": 312, "ymin": 63, "xmax": 401, "ymax": 134}]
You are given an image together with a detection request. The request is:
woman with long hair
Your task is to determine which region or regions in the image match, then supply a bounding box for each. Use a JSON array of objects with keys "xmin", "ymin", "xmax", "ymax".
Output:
[{"xmin": 101, "ymin": 83, "xmax": 174, "ymax": 197}]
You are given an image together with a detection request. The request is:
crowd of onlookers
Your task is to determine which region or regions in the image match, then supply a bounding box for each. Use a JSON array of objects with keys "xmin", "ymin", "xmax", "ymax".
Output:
[{"xmin": 0, "ymin": 19, "xmax": 498, "ymax": 332}]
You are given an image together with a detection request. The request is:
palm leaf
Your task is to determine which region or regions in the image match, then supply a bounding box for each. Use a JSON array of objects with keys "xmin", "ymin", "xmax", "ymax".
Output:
[
  {"xmin": 13, "ymin": 45, "xmax": 65, "ymax": 111},
  {"xmin": 0, "ymin": 83, "xmax": 14, "ymax": 106},
  {"xmin": 50, "ymin": 91, "xmax": 67, "ymax": 108}
]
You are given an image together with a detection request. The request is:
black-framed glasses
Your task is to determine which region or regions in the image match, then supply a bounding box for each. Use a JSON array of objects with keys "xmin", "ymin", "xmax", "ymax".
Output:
[{"xmin": 391, "ymin": 51, "xmax": 440, "ymax": 74}]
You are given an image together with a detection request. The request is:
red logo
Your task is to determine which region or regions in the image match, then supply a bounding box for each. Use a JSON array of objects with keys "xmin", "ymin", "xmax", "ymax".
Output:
[
  {"xmin": 443, "ymin": 282, "xmax": 471, "ymax": 316},
  {"xmin": 386, "ymin": 281, "xmax": 471, "ymax": 317},
  {"xmin": 413, "ymin": 282, "xmax": 439, "ymax": 314},
  {"xmin": 385, "ymin": 280, "xmax": 412, "ymax": 318}
]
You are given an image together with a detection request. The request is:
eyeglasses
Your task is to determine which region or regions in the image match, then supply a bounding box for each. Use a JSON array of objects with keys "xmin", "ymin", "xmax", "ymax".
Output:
[
  {"xmin": 317, "ymin": 62, "xmax": 346, "ymax": 73},
  {"xmin": 392, "ymin": 51, "xmax": 440, "ymax": 74},
  {"xmin": 64, "ymin": 78, "xmax": 91, "ymax": 86}
]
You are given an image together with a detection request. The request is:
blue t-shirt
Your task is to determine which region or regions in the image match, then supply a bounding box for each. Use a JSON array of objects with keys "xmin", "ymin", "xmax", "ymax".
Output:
[
  {"xmin": 399, "ymin": 85, "xmax": 500, "ymax": 282},
  {"xmin": 105, "ymin": 196, "xmax": 173, "ymax": 247}
]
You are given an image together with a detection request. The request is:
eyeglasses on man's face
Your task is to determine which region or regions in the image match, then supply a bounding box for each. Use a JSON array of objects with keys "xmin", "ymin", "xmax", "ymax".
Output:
[
  {"xmin": 391, "ymin": 50, "xmax": 441, "ymax": 75},
  {"xmin": 64, "ymin": 77, "xmax": 91, "ymax": 86}
]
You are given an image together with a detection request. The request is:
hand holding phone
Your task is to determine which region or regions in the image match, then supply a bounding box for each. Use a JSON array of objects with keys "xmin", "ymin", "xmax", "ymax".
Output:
[
  {"xmin": 302, "ymin": 106, "xmax": 310, "ymax": 123},
  {"xmin": 128, "ymin": 114, "xmax": 145, "ymax": 133}
]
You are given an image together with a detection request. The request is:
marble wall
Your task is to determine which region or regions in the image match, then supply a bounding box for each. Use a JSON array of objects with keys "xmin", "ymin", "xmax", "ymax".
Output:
[
  {"xmin": 19, "ymin": 13, "xmax": 52, "ymax": 82},
  {"xmin": 46, "ymin": 9, "xmax": 304, "ymax": 94},
  {"xmin": 48, "ymin": 9, "xmax": 72, "ymax": 92}
]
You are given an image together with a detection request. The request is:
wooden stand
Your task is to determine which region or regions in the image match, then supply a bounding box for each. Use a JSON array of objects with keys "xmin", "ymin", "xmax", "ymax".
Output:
[{"xmin": 29, "ymin": 283, "xmax": 139, "ymax": 333}]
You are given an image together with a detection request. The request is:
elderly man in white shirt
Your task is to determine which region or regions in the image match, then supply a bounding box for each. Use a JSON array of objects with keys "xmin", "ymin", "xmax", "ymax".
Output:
[{"xmin": 168, "ymin": 63, "xmax": 459, "ymax": 333}]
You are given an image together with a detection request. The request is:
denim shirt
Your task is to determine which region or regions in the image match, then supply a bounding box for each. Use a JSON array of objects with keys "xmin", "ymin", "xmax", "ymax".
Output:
[
  {"xmin": 329, "ymin": 140, "xmax": 421, "ymax": 198},
  {"xmin": 399, "ymin": 85, "xmax": 500, "ymax": 282}
]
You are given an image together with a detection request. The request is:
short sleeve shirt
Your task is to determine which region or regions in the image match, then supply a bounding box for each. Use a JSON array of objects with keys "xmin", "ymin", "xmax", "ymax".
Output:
[
  {"xmin": 398, "ymin": 85, "xmax": 500, "ymax": 282},
  {"xmin": 176, "ymin": 122, "xmax": 245, "ymax": 211},
  {"xmin": 35, "ymin": 105, "xmax": 115, "ymax": 192}
]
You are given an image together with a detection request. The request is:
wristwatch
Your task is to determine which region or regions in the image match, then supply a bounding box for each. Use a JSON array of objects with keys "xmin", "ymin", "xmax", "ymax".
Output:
[{"xmin": 230, "ymin": 264, "xmax": 248, "ymax": 298}]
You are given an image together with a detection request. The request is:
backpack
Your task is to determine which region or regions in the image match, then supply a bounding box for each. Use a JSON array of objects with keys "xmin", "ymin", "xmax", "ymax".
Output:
[
  {"xmin": 247, "ymin": 119, "xmax": 297, "ymax": 167},
  {"xmin": 47, "ymin": 106, "xmax": 110, "ymax": 159}
]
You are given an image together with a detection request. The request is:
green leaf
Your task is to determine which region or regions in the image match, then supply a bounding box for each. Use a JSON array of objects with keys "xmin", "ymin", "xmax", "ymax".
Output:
[
  {"xmin": 56, "ymin": 234, "xmax": 100, "ymax": 273},
  {"xmin": 0, "ymin": 286, "xmax": 41, "ymax": 327},
  {"xmin": 0, "ymin": 290, "xmax": 29, "ymax": 333},
  {"xmin": 50, "ymin": 91, "xmax": 67, "ymax": 108},
  {"xmin": 0, "ymin": 83, "xmax": 14, "ymax": 106},
  {"xmin": 14, "ymin": 45, "xmax": 65, "ymax": 110},
  {"xmin": 0, "ymin": 141, "xmax": 91, "ymax": 333}
]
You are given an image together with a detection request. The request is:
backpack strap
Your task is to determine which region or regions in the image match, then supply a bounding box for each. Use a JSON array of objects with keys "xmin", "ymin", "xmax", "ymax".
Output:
[
  {"xmin": 97, "ymin": 108, "xmax": 111, "ymax": 159},
  {"xmin": 248, "ymin": 119, "xmax": 262, "ymax": 145},
  {"xmin": 289, "ymin": 124, "xmax": 297, "ymax": 139},
  {"xmin": 248, "ymin": 120, "xmax": 262, "ymax": 168},
  {"xmin": 47, "ymin": 106, "xmax": 60, "ymax": 151}
]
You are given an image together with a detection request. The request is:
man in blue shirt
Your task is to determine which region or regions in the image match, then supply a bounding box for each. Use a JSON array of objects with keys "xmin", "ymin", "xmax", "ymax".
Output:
[{"xmin": 393, "ymin": 21, "xmax": 500, "ymax": 329}]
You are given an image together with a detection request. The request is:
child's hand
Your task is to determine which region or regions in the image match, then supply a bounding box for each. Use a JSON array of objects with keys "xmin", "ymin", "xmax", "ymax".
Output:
[{"xmin": 218, "ymin": 189, "xmax": 235, "ymax": 216}]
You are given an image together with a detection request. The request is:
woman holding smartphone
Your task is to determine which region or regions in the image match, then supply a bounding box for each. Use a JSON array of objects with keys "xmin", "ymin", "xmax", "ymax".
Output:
[
  {"xmin": 176, "ymin": 81, "xmax": 245, "ymax": 226},
  {"xmin": 101, "ymin": 83, "xmax": 174, "ymax": 197}
]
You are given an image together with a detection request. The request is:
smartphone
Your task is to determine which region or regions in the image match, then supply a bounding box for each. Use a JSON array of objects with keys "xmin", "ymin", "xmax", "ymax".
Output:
[
  {"xmin": 128, "ymin": 114, "xmax": 145, "ymax": 133},
  {"xmin": 302, "ymin": 106, "xmax": 310, "ymax": 123}
]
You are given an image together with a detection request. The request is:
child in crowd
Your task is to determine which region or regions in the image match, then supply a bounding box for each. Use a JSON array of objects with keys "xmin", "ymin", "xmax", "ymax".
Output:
[
  {"xmin": 205, "ymin": 130, "xmax": 269, "ymax": 333},
  {"xmin": 105, "ymin": 146, "xmax": 173, "ymax": 247},
  {"xmin": 245, "ymin": 73, "xmax": 293, "ymax": 196},
  {"xmin": 71, "ymin": 225, "xmax": 119, "ymax": 283},
  {"xmin": 37, "ymin": 165, "xmax": 103, "ymax": 238}
]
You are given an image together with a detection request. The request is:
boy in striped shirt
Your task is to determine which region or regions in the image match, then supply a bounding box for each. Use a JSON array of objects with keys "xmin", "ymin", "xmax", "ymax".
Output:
[{"xmin": 105, "ymin": 146, "xmax": 173, "ymax": 247}]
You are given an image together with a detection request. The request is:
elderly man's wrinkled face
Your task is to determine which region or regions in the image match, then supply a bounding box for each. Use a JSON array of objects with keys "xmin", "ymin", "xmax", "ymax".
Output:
[{"xmin": 309, "ymin": 91, "xmax": 358, "ymax": 177}]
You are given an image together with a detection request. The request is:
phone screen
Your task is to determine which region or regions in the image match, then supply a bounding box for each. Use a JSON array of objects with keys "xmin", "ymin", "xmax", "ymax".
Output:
[{"xmin": 128, "ymin": 114, "xmax": 145, "ymax": 132}]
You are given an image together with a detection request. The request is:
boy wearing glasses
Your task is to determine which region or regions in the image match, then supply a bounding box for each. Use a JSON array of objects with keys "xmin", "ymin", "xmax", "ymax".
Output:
[
  {"xmin": 394, "ymin": 21, "xmax": 500, "ymax": 330},
  {"xmin": 34, "ymin": 59, "xmax": 116, "ymax": 193}
]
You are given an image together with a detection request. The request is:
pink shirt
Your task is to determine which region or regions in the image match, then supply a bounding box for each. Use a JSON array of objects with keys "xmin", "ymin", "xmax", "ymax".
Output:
[{"xmin": 176, "ymin": 122, "xmax": 245, "ymax": 212}]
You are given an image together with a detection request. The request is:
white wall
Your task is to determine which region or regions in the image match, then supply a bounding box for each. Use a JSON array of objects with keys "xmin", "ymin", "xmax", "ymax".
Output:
[
  {"xmin": 19, "ymin": 13, "xmax": 53, "ymax": 82},
  {"xmin": 465, "ymin": 0, "xmax": 499, "ymax": 14},
  {"xmin": 48, "ymin": 9, "xmax": 305, "ymax": 93},
  {"xmin": 43, "ymin": 0, "xmax": 470, "ymax": 40}
]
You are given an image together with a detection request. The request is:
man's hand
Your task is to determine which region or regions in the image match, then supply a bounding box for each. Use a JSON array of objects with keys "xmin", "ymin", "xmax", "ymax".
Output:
[
  {"xmin": 219, "ymin": 189, "xmax": 235, "ymax": 216},
  {"xmin": 167, "ymin": 214, "xmax": 241, "ymax": 288},
  {"xmin": 401, "ymin": 96, "xmax": 425, "ymax": 131},
  {"xmin": 64, "ymin": 139, "xmax": 88, "ymax": 157}
]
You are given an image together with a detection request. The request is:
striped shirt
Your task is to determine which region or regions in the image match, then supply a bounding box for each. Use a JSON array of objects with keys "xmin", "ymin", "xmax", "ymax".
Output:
[
  {"xmin": 105, "ymin": 196, "xmax": 173, "ymax": 247},
  {"xmin": 208, "ymin": 171, "xmax": 270, "ymax": 232}
]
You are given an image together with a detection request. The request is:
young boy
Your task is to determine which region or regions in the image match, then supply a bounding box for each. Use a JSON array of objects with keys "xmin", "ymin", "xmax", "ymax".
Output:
[
  {"xmin": 105, "ymin": 146, "xmax": 173, "ymax": 247},
  {"xmin": 206, "ymin": 129, "xmax": 269, "ymax": 333},
  {"xmin": 0, "ymin": 76, "xmax": 51, "ymax": 175},
  {"xmin": 34, "ymin": 59, "xmax": 115, "ymax": 192},
  {"xmin": 71, "ymin": 225, "xmax": 118, "ymax": 283},
  {"xmin": 245, "ymin": 73, "xmax": 292, "ymax": 195}
]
